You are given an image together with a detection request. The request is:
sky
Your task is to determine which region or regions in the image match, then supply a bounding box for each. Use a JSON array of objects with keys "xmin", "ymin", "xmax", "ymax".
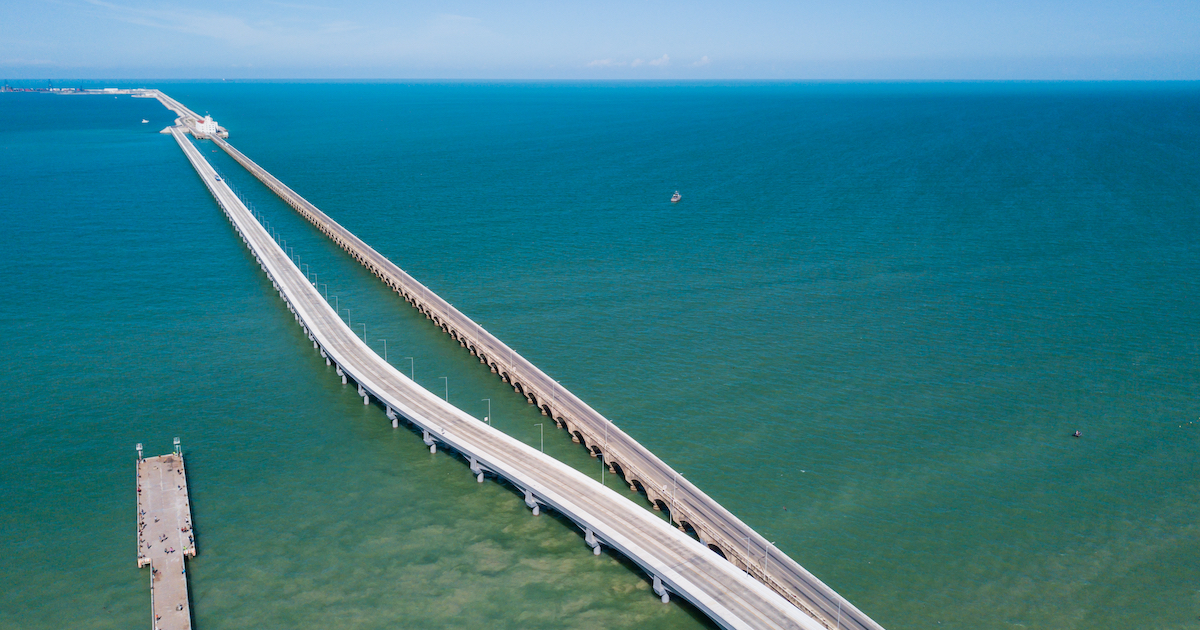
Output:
[{"xmin": 2, "ymin": 0, "xmax": 1199, "ymax": 80}]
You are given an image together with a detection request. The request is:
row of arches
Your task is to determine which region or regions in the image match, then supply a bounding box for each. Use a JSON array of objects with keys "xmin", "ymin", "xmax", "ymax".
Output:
[
  {"xmin": 218, "ymin": 143, "xmax": 789, "ymax": 613},
  {"xmin": 240, "ymin": 173, "xmax": 748, "ymax": 573}
]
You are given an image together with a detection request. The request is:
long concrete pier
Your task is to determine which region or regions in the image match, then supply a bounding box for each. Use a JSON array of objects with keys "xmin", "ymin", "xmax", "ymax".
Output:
[
  {"xmin": 207, "ymin": 138, "xmax": 884, "ymax": 629},
  {"xmin": 169, "ymin": 125, "xmax": 837, "ymax": 630},
  {"xmin": 136, "ymin": 444, "xmax": 195, "ymax": 630}
]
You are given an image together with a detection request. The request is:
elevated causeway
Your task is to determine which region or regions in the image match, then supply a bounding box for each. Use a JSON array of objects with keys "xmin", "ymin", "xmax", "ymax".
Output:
[
  {"xmin": 208, "ymin": 137, "xmax": 883, "ymax": 630},
  {"xmin": 149, "ymin": 86, "xmax": 886, "ymax": 630}
]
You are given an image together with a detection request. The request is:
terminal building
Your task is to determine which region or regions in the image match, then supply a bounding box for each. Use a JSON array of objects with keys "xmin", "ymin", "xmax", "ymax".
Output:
[{"xmin": 196, "ymin": 115, "xmax": 218, "ymax": 135}]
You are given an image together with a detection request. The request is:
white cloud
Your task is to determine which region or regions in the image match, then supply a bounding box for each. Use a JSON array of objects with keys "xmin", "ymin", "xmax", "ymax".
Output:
[
  {"xmin": 587, "ymin": 59, "xmax": 616, "ymax": 67},
  {"xmin": 693, "ymin": 55, "xmax": 711, "ymax": 67},
  {"xmin": 647, "ymin": 54, "xmax": 670, "ymax": 66},
  {"xmin": 630, "ymin": 58, "xmax": 644, "ymax": 67}
]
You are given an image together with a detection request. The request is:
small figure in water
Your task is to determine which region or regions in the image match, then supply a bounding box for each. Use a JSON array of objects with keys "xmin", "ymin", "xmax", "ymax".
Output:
[{"xmin": 1073, "ymin": 430, "xmax": 1082, "ymax": 438}]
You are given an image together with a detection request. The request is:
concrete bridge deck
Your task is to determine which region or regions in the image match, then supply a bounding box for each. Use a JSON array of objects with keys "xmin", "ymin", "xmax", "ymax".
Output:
[
  {"xmin": 136, "ymin": 451, "xmax": 195, "ymax": 630},
  {"xmin": 207, "ymin": 136, "xmax": 884, "ymax": 630},
  {"xmin": 169, "ymin": 125, "xmax": 839, "ymax": 630}
]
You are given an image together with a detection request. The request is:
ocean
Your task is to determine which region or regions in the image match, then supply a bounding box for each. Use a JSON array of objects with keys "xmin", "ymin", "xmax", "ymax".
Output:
[{"xmin": 0, "ymin": 81, "xmax": 1196, "ymax": 629}]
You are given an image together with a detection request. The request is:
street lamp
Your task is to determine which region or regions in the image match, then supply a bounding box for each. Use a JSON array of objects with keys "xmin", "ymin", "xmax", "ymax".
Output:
[
  {"xmin": 405, "ymin": 357, "xmax": 414, "ymax": 381},
  {"xmin": 534, "ymin": 423, "xmax": 543, "ymax": 452},
  {"xmin": 439, "ymin": 377, "xmax": 448, "ymax": 402},
  {"xmin": 481, "ymin": 399, "xmax": 491, "ymax": 425},
  {"xmin": 301, "ymin": 263, "xmax": 309, "ymax": 279},
  {"xmin": 359, "ymin": 323, "xmax": 366, "ymax": 341},
  {"xmin": 379, "ymin": 339, "xmax": 387, "ymax": 362}
]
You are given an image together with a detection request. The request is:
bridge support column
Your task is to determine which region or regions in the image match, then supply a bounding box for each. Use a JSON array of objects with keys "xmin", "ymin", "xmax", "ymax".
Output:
[
  {"xmin": 423, "ymin": 430, "xmax": 436, "ymax": 454},
  {"xmin": 524, "ymin": 490, "xmax": 540, "ymax": 516},
  {"xmin": 585, "ymin": 528, "xmax": 601, "ymax": 555},
  {"xmin": 387, "ymin": 407, "xmax": 397, "ymax": 428},
  {"xmin": 469, "ymin": 457, "xmax": 484, "ymax": 483},
  {"xmin": 336, "ymin": 365, "xmax": 346, "ymax": 385},
  {"xmin": 653, "ymin": 576, "xmax": 669, "ymax": 603}
]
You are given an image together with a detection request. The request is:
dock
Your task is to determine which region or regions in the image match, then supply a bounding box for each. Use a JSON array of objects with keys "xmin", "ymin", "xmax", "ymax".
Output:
[{"xmin": 136, "ymin": 441, "xmax": 195, "ymax": 630}]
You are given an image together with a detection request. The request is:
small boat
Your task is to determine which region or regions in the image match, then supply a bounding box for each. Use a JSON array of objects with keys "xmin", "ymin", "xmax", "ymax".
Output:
[
  {"xmin": 141, "ymin": 119, "xmax": 149, "ymax": 123},
  {"xmin": 671, "ymin": 191, "xmax": 682, "ymax": 203}
]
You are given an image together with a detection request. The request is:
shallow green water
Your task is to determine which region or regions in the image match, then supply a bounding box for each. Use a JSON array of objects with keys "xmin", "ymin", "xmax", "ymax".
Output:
[{"xmin": 1, "ymin": 82, "xmax": 1197, "ymax": 629}]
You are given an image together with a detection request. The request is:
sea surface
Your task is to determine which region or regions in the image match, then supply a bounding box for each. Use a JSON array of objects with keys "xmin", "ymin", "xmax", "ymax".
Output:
[{"xmin": 0, "ymin": 81, "xmax": 1197, "ymax": 630}]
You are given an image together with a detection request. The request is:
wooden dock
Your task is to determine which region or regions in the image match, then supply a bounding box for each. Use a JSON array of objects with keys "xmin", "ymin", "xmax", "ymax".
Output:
[{"xmin": 136, "ymin": 443, "xmax": 195, "ymax": 630}]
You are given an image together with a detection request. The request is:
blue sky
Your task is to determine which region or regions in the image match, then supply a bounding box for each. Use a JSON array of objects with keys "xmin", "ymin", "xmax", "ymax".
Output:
[{"xmin": 2, "ymin": 0, "xmax": 1199, "ymax": 79}]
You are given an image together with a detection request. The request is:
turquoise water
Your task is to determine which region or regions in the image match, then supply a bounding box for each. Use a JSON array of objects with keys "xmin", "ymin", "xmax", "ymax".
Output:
[{"xmin": 1, "ymin": 82, "xmax": 1197, "ymax": 629}]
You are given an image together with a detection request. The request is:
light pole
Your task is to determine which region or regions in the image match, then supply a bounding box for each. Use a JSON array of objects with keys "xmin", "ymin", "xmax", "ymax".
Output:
[
  {"xmin": 405, "ymin": 357, "xmax": 414, "ymax": 381},
  {"xmin": 481, "ymin": 399, "xmax": 491, "ymax": 425},
  {"xmin": 334, "ymin": 295, "xmax": 338, "ymax": 313},
  {"xmin": 319, "ymin": 283, "xmax": 327, "ymax": 300},
  {"xmin": 379, "ymin": 339, "xmax": 387, "ymax": 362},
  {"xmin": 344, "ymin": 309, "xmax": 351, "ymax": 327},
  {"xmin": 301, "ymin": 263, "xmax": 309, "ymax": 279},
  {"xmin": 359, "ymin": 323, "xmax": 366, "ymax": 341},
  {"xmin": 534, "ymin": 423, "xmax": 543, "ymax": 452},
  {"xmin": 439, "ymin": 377, "xmax": 448, "ymax": 402}
]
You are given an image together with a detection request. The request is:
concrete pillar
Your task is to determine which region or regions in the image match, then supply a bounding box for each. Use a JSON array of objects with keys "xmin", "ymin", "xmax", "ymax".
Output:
[
  {"xmin": 524, "ymin": 490, "xmax": 539, "ymax": 516},
  {"xmin": 326, "ymin": 357, "xmax": 331, "ymax": 366},
  {"xmin": 392, "ymin": 418, "xmax": 399, "ymax": 428},
  {"xmin": 386, "ymin": 407, "xmax": 396, "ymax": 421},
  {"xmin": 585, "ymin": 528, "xmax": 601, "ymax": 555},
  {"xmin": 470, "ymin": 458, "xmax": 485, "ymax": 483},
  {"xmin": 342, "ymin": 374, "xmax": 347, "ymax": 385},
  {"xmin": 653, "ymin": 576, "xmax": 669, "ymax": 603},
  {"xmin": 423, "ymin": 430, "xmax": 436, "ymax": 454}
]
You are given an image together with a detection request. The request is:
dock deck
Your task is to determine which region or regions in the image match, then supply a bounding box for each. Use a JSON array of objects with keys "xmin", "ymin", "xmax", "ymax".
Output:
[{"xmin": 136, "ymin": 451, "xmax": 195, "ymax": 630}]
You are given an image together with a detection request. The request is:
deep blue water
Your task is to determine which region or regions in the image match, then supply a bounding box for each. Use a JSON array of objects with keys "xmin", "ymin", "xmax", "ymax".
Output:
[{"xmin": 1, "ymin": 81, "xmax": 1197, "ymax": 629}]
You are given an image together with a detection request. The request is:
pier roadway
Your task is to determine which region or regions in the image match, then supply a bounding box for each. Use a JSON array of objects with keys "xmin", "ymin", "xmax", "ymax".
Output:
[
  {"xmin": 209, "ymin": 136, "xmax": 884, "ymax": 630},
  {"xmin": 171, "ymin": 126, "xmax": 830, "ymax": 630}
]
